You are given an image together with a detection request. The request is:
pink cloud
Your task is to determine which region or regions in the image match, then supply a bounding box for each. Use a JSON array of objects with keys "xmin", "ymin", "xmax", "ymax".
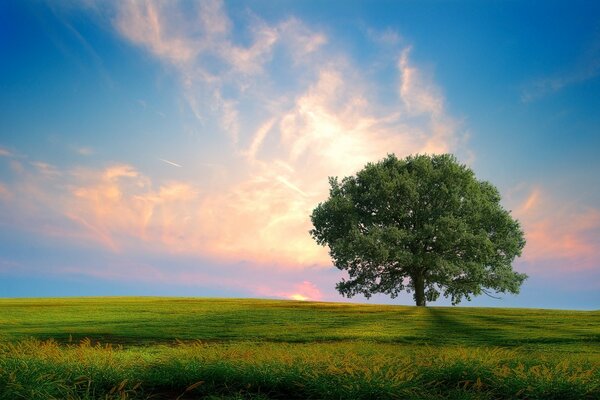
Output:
[
  {"xmin": 65, "ymin": 166, "xmax": 204, "ymax": 254},
  {"xmin": 512, "ymin": 187, "xmax": 600, "ymax": 271},
  {"xmin": 26, "ymin": 162, "xmax": 324, "ymax": 267},
  {"xmin": 0, "ymin": 183, "xmax": 10, "ymax": 200}
]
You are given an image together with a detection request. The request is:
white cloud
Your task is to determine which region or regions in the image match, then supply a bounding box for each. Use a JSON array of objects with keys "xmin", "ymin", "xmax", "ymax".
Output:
[
  {"xmin": 398, "ymin": 47, "xmax": 444, "ymax": 117},
  {"xmin": 115, "ymin": 1, "xmax": 197, "ymax": 65}
]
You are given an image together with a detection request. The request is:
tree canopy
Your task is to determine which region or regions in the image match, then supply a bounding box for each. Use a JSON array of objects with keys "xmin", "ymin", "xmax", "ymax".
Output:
[{"xmin": 310, "ymin": 154, "xmax": 527, "ymax": 306}]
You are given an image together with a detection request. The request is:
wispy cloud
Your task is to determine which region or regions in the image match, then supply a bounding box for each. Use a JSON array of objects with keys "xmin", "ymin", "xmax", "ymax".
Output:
[
  {"xmin": 521, "ymin": 41, "xmax": 600, "ymax": 102},
  {"xmin": 75, "ymin": 146, "xmax": 94, "ymax": 156},
  {"xmin": 31, "ymin": 161, "xmax": 61, "ymax": 177},
  {"xmin": 245, "ymin": 118, "xmax": 276, "ymax": 162},
  {"xmin": 399, "ymin": 47, "xmax": 444, "ymax": 117},
  {"xmin": 115, "ymin": 1, "xmax": 197, "ymax": 66},
  {"xmin": 44, "ymin": 1, "xmax": 114, "ymax": 88},
  {"xmin": 521, "ymin": 66, "xmax": 600, "ymax": 103},
  {"xmin": 276, "ymin": 176, "xmax": 308, "ymax": 197}
]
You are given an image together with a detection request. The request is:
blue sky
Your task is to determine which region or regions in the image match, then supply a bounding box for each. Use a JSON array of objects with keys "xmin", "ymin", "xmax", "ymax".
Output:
[{"xmin": 1, "ymin": 0, "xmax": 599, "ymax": 309}]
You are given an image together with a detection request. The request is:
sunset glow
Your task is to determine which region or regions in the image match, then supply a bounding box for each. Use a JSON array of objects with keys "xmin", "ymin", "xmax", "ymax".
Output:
[{"xmin": 290, "ymin": 294, "xmax": 309, "ymax": 301}]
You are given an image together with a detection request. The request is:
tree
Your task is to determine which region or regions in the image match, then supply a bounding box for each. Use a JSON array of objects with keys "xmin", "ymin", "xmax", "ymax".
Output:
[{"xmin": 310, "ymin": 154, "xmax": 527, "ymax": 306}]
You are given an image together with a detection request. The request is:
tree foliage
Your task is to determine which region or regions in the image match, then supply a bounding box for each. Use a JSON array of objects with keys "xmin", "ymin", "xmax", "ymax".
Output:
[{"xmin": 310, "ymin": 154, "xmax": 527, "ymax": 306}]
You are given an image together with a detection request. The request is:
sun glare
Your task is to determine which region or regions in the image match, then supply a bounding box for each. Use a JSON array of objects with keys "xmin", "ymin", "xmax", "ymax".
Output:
[{"xmin": 290, "ymin": 294, "xmax": 309, "ymax": 301}]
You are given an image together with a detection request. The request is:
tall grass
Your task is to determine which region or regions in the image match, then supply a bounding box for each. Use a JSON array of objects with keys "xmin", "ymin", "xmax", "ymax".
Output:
[{"xmin": 1, "ymin": 339, "xmax": 597, "ymax": 399}]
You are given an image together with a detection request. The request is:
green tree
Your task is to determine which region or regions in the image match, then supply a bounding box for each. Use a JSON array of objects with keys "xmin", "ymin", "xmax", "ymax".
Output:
[{"xmin": 310, "ymin": 154, "xmax": 527, "ymax": 306}]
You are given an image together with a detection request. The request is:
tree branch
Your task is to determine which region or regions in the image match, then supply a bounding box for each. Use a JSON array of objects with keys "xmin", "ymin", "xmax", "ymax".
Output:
[{"xmin": 481, "ymin": 288, "xmax": 502, "ymax": 300}]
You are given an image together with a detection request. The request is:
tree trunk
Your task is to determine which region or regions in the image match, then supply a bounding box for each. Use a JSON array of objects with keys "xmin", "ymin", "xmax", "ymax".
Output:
[{"xmin": 414, "ymin": 274, "xmax": 426, "ymax": 307}]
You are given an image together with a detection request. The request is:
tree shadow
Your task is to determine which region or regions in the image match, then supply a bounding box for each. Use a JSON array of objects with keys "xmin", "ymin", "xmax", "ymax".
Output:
[
  {"xmin": 425, "ymin": 307, "xmax": 504, "ymax": 346},
  {"xmin": 425, "ymin": 307, "xmax": 600, "ymax": 347}
]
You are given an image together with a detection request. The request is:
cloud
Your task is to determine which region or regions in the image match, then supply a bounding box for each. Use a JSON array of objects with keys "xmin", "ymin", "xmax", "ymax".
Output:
[
  {"xmin": 244, "ymin": 118, "xmax": 276, "ymax": 162},
  {"xmin": 521, "ymin": 66, "xmax": 600, "ymax": 102},
  {"xmin": 75, "ymin": 146, "xmax": 94, "ymax": 156},
  {"xmin": 277, "ymin": 18, "xmax": 327, "ymax": 62},
  {"xmin": 31, "ymin": 161, "xmax": 61, "ymax": 177},
  {"xmin": 111, "ymin": 0, "xmax": 328, "ymax": 139},
  {"xmin": 0, "ymin": 147, "xmax": 13, "ymax": 157},
  {"xmin": 65, "ymin": 165, "xmax": 197, "ymax": 253},
  {"xmin": 367, "ymin": 27, "xmax": 402, "ymax": 46},
  {"xmin": 521, "ymin": 41, "xmax": 600, "ymax": 102},
  {"xmin": 0, "ymin": 1, "xmax": 467, "ymax": 288},
  {"xmin": 0, "ymin": 183, "xmax": 10, "ymax": 201},
  {"xmin": 398, "ymin": 47, "xmax": 444, "ymax": 116},
  {"xmin": 512, "ymin": 186, "xmax": 600, "ymax": 271},
  {"xmin": 115, "ymin": 1, "xmax": 197, "ymax": 66},
  {"xmin": 108, "ymin": 0, "xmax": 462, "ymax": 165},
  {"xmin": 105, "ymin": 2, "xmax": 462, "ymax": 268}
]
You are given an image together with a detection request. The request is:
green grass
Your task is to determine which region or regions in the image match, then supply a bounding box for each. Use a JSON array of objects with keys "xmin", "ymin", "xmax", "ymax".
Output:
[{"xmin": 0, "ymin": 297, "xmax": 598, "ymax": 399}]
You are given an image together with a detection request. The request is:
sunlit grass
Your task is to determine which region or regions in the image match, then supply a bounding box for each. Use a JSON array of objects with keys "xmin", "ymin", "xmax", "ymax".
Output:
[{"xmin": 0, "ymin": 298, "xmax": 598, "ymax": 399}]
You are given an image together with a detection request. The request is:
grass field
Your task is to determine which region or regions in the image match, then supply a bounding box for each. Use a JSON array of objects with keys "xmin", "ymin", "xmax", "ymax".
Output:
[{"xmin": 0, "ymin": 297, "xmax": 598, "ymax": 399}]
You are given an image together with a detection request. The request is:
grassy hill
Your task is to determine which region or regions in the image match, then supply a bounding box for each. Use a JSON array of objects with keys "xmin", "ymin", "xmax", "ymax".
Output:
[{"xmin": 0, "ymin": 297, "xmax": 598, "ymax": 399}]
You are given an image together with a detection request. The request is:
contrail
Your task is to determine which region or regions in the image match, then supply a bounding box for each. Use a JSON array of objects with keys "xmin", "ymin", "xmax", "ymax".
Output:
[
  {"xmin": 159, "ymin": 158, "xmax": 183, "ymax": 168},
  {"xmin": 276, "ymin": 176, "xmax": 307, "ymax": 197}
]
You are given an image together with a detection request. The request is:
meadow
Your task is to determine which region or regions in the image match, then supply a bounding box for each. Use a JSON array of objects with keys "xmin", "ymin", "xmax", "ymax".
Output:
[{"xmin": 0, "ymin": 297, "xmax": 598, "ymax": 399}]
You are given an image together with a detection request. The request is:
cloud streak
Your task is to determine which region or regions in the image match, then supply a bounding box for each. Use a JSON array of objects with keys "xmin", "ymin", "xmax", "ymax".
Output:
[
  {"xmin": 521, "ymin": 40, "xmax": 600, "ymax": 102},
  {"xmin": 159, "ymin": 158, "xmax": 183, "ymax": 168}
]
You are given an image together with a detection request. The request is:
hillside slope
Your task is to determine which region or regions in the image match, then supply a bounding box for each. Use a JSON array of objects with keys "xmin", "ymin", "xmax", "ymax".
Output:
[{"xmin": 0, "ymin": 298, "xmax": 598, "ymax": 399}]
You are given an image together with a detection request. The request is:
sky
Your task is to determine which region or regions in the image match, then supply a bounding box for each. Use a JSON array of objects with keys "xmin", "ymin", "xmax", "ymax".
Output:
[{"xmin": 1, "ymin": 0, "xmax": 599, "ymax": 309}]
